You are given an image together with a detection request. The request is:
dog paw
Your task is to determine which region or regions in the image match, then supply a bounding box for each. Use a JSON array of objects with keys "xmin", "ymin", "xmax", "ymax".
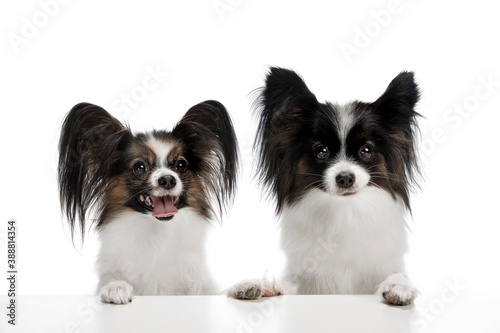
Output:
[
  {"xmin": 99, "ymin": 280, "xmax": 134, "ymax": 304},
  {"xmin": 228, "ymin": 279, "xmax": 263, "ymax": 300},
  {"xmin": 377, "ymin": 273, "xmax": 418, "ymax": 306},
  {"xmin": 228, "ymin": 278, "xmax": 284, "ymax": 300}
]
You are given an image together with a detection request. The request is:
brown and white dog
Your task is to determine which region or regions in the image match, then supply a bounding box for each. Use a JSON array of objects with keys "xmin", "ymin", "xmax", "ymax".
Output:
[{"xmin": 58, "ymin": 101, "xmax": 238, "ymax": 303}]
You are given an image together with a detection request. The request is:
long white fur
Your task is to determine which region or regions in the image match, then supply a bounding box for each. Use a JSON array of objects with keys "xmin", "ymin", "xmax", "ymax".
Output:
[
  {"xmin": 280, "ymin": 187, "xmax": 408, "ymax": 295},
  {"xmin": 97, "ymin": 207, "xmax": 216, "ymax": 303},
  {"xmin": 229, "ymin": 185, "xmax": 417, "ymax": 303}
]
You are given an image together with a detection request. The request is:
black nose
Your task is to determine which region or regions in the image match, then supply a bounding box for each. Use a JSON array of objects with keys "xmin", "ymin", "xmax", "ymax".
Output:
[
  {"xmin": 158, "ymin": 175, "xmax": 176, "ymax": 190},
  {"xmin": 336, "ymin": 172, "xmax": 355, "ymax": 189}
]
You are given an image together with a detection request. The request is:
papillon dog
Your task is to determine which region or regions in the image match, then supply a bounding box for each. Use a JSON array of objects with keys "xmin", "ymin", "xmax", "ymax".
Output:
[
  {"xmin": 230, "ymin": 68, "xmax": 421, "ymax": 305},
  {"xmin": 58, "ymin": 100, "xmax": 238, "ymax": 304}
]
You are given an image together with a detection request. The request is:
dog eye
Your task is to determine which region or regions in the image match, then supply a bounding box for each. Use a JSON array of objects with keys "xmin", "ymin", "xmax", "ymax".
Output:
[
  {"xmin": 359, "ymin": 144, "xmax": 374, "ymax": 161},
  {"xmin": 133, "ymin": 161, "xmax": 147, "ymax": 175},
  {"xmin": 314, "ymin": 145, "xmax": 330, "ymax": 161},
  {"xmin": 176, "ymin": 159, "xmax": 187, "ymax": 173}
]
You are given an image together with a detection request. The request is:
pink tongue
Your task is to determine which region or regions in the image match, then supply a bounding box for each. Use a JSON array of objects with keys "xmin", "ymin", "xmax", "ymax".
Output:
[{"xmin": 151, "ymin": 196, "xmax": 178, "ymax": 217}]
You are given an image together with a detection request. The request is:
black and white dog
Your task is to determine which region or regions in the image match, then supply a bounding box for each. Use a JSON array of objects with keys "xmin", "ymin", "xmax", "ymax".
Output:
[{"xmin": 230, "ymin": 68, "xmax": 420, "ymax": 305}]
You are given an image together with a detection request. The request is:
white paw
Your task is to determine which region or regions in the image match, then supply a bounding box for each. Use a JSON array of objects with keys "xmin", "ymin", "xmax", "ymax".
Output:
[
  {"xmin": 228, "ymin": 277, "xmax": 283, "ymax": 300},
  {"xmin": 228, "ymin": 279, "xmax": 263, "ymax": 300},
  {"xmin": 99, "ymin": 280, "xmax": 134, "ymax": 304},
  {"xmin": 377, "ymin": 273, "xmax": 418, "ymax": 306}
]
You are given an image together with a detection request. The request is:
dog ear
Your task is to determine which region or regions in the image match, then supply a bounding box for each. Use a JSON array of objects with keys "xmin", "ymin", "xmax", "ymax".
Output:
[
  {"xmin": 254, "ymin": 67, "xmax": 320, "ymax": 212},
  {"xmin": 372, "ymin": 71, "xmax": 421, "ymax": 132},
  {"xmin": 58, "ymin": 103, "xmax": 131, "ymax": 243},
  {"xmin": 172, "ymin": 100, "xmax": 239, "ymax": 216},
  {"xmin": 371, "ymin": 72, "xmax": 422, "ymax": 209},
  {"xmin": 260, "ymin": 67, "xmax": 318, "ymax": 113}
]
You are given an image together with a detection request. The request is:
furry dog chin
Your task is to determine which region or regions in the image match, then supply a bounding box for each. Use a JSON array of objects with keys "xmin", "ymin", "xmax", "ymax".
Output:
[
  {"xmin": 229, "ymin": 67, "xmax": 421, "ymax": 305},
  {"xmin": 58, "ymin": 100, "xmax": 238, "ymax": 304}
]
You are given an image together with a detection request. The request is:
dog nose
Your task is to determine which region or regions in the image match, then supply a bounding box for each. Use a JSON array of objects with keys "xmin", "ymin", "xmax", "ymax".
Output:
[
  {"xmin": 158, "ymin": 175, "xmax": 176, "ymax": 190},
  {"xmin": 336, "ymin": 172, "xmax": 355, "ymax": 188}
]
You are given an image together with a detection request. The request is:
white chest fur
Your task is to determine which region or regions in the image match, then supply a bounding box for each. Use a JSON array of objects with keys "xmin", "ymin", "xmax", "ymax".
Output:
[
  {"xmin": 280, "ymin": 187, "xmax": 409, "ymax": 294},
  {"xmin": 96, "ymin": 208, "xmax": 215, "ymax": 295}
]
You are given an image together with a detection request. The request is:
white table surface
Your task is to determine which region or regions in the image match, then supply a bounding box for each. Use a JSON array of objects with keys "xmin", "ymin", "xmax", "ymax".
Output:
[{"xmin": 1, "ymin": 294, "xmax": 499, "ymax": 333}]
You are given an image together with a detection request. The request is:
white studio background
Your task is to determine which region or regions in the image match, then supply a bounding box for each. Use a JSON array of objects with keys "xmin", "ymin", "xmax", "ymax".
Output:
[{"xmin": 0, "ymin": 0, "xmax": 499, "ymax": 297}]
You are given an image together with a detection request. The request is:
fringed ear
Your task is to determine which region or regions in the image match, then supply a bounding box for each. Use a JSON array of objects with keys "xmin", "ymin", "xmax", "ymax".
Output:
[
  {"xmin": 58, "ymin": 103, "xmax": 131, "ymax": 243},
  {"xmin": 260, "ymin": 67, "xmax": 318, "ymax": 113},
  {"xmin": 254, "ymin": 67, "xmax": 319, "ymax": 212},
  {"xmin": 172, "ymin": 100, "xmax": 239, "ymax": 217},
  {"xmin": 371, "ymin": 71, "xmax": 422, "ymax": 209},
  {"xmin": 372, "ymin": 71, "xmax": 420, "ymax": 132}
]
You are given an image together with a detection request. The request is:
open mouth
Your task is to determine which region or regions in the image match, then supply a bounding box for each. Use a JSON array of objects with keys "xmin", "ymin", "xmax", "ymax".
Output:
[{"xmin": 139, "ymin": 194, "xmax": 179, "ymax": 221}]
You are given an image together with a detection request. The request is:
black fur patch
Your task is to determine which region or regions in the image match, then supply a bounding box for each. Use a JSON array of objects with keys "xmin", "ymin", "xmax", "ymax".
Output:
[{"xmin": 254, "ymin": 67, "xmax": 421, "ymax": 213}]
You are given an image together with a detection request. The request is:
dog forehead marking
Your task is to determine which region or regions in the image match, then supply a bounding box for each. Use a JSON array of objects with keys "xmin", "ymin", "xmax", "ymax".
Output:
[
  {"xmin": 147, "ymin": 135, "xmax": 174, "ymax": 168},
  {"xmin": 331, "ymin": 102, "xmax": 356, "ymax": 159}
]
